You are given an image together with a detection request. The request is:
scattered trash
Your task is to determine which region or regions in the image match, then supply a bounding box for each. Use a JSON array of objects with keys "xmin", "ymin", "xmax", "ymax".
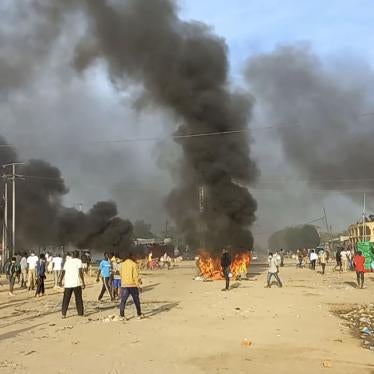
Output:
[
  {"xmin": 336, "ymin": 304, "xmax": 374, "ymax": 351},
  {"xmin": 102, "ymin": 314, "xmax": 123, "ymax": 323},
  {"xmin": 322, "ymin": 360, "xmax": 332, "ymax": 368},
  {"xmin": 0, "ymin": 360, "xmax": 20, "ymax": 369},
  {"xmin": 241, "ymin": 338, "xmax": 252, "ymax": 347},
  {"xmin": 361, "ymin": 327, "xmax": 372, "ymax": 335}
]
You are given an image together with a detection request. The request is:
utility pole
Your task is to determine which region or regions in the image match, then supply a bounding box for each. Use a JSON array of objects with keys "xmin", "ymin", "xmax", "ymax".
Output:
[
  {"xmin": 1, "ymin": 176, "xmax": 8, "ymax": 268},
  {"xmin": 2, "ymin": 162, "xmax": 24, "ymax": 258},
  {"xmin": 362, "ymin": 193, "xmax": 366, "ymax": 242},
  {"xmin": 322, "ymin": 207, "xmax": 333, "ymax": 250}
]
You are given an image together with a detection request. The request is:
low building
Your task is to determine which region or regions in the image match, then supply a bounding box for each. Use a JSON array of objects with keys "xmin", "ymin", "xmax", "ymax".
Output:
[{"xmin": 348, "ymin": 221, "xmax": 374, "ymax": 246}]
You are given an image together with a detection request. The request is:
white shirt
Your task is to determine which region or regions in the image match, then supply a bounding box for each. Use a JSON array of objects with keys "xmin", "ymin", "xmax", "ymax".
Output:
[
  {"xmin": 340, "ymin": 250, "xmax": 347, "ymax": 260},
  {"xmin": 268, "ymin": 256, "xmax": 278, "ymax": 273},
  {"xmin": 310, "ymin": 252, "xmax": 318, "ymax": 261},
  {"xmin": 27, "ymin": 255, "xmax": 39, "ymax": 270},
  {"xmin": 63, "ymin": 258, "xmax": 82, "ymax": 288},
  {"xmin": 52, "ymin": 256, "xmax": 63, "ymax": 271}
]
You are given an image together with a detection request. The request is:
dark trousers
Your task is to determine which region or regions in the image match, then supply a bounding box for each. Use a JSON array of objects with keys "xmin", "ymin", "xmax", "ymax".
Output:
[
  {"xmin": 223, "ymin": 266, "xmax": 230, "ymax": 290},
  {"xmin": 321, "ymin": 263, "xmax": 326, "ymax": 274},
  {"xmin": 98, "ymin": 277, "xmax": 112, "ymax": 300},
  {"xmin": 356, "ymin": 271, "xmax": 364, "ymax": 288},
  {"xmin": 119, "ymin": 287, "xmax": 141, "ymax": 317},
  {"xmin": 267, "ymin": 272, "xmax": 282, "ymax": 287},
  {"xmin": 35, "ymin": 277, "xmax": 45, "ymax": 295},
  {"xmin": 9, "ymin": 276, "xmax": 16, "ymax": 293},
  {"xmin": 311, "ymin": 259, "xmax": 316, "ymax": 270},
  {"xmin": 62, "ymin": 286, "xmax": 84, "ymax": 316}
]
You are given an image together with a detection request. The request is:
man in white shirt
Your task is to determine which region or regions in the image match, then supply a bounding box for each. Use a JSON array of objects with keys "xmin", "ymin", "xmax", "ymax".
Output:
[
  {"xmin": 26, "ymin": 252, "xmax": 39, "ymax": 291},
  {"xmin": 52, "ymin": 254, "xmax": 63, "ymax": 288},
  {"xmin": 59, "ymin": 250, "xmax": 85, "ymax": 318},
  {"xmin": 266, "ymin": 253, "xmax": 283, "ymax": 288},
  {"xmin": 340, "ymin": 249, "xmax": 348, "ymax": 272},
  {"xmin": 20, "ymin": 252, "xmax": 28, "ymax": 288},
  {"xmin": 310, "ymin": 250, "xmax": 318, "ymax": 270}
]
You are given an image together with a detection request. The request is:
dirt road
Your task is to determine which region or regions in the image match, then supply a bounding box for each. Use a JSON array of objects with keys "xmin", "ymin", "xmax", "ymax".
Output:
[{"xmin": 0, "ymin": 261, "xmax": 373, "ymax": 373}]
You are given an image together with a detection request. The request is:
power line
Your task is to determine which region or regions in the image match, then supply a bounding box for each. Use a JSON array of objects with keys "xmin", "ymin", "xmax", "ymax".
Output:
[{"xmin": 0, "ymin": 124, "xmax": 298, "ymax": 149}]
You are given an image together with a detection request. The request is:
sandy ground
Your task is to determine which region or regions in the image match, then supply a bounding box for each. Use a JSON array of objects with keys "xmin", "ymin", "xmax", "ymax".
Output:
[{"xmin": 0, "ymin": 260, "xmax": 373, "ymax": 374}]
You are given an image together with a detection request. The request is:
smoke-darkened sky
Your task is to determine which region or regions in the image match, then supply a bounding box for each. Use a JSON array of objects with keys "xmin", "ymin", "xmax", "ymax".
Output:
[{"xmin": 1, "ymin": 0, "xmax": 374, "ymax": 247}]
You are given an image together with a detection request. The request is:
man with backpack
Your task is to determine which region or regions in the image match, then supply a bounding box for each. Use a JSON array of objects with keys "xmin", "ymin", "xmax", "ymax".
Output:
[{"xmin": 7, "ymin": 256, "xmax": 21, "ymax": 296}]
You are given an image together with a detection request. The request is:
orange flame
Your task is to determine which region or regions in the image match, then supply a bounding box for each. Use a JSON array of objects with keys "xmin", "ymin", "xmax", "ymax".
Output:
[{"xmin": 197, "ymin": 250, "xmax": 251, "ymax": 280}]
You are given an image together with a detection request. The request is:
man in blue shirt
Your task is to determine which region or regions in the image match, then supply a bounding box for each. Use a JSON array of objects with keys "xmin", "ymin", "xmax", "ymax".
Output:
[{"xmin": 96, "ymin": 252, "xmax": 113, "ymax": 301}]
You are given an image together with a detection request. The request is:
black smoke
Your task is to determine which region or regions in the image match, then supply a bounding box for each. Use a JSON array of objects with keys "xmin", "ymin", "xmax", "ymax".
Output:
[
  {"xmin": 68, "ymin": 0, "xmax": 258, "ymax": 250},
  {"xmin": 0, "ymin": 135, "xmax": 133, "ymax": 253},
  {"xmin": 246, "ymin": 44, "xmax": 374, "ymax": 196}
]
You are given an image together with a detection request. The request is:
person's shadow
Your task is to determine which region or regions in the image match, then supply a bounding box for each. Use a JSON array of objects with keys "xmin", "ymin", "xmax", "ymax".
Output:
[{"xmin": 344, "ymin": 281, "xmax": 358, "ymax": 289}]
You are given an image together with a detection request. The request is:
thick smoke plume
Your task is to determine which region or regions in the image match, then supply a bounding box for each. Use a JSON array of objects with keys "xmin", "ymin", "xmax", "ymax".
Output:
[
  {"xmin": 68, "ymin": 0, "xmax": 258, "ymax": 250},
  {"xmin": 246, "ymin": 44, "xmax": 374, "ymax": 197},
  {"xmin": 0, "ymin": 136, "xmax": 133, "ymax": 253}
]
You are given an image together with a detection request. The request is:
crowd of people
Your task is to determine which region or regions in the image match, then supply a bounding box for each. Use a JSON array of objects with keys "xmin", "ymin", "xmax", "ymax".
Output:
[
  {"xmin": 291, "ymin": 247, "xmax": 367, "ymax": 288},
  {"xmin": 1, "ymin": 250, "xmax": 144, "ymax": 320}
]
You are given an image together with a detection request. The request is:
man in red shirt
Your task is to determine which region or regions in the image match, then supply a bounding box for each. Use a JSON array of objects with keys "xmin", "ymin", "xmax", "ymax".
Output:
[{"xmin": 353, "ymin": 251, "xmax": 366, "ymax": 289}]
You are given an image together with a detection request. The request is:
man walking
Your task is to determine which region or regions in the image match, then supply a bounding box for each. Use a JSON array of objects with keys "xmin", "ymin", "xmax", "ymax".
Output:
[
  {"xmin": 6, "ymin": 256, "xmax": 21, "ymax": 296},
  {"xmin": 59, "ymin": 250, "xmax": 85, "ymax": 318},
  {"xmin": 353, "ymin": 251, "xmax": 366, "ymax": 289},
  {"xmin": 309, "ymin": 250, "xmax": 318, "ymax": 270},
  {"xmin": 35, "ymin": 254, "xmax": 46, "ymax": 297},
  {"xmin": 20, "ymin": 252, "xmax": 28, "ymax": 288},
  {"xmin": 220, "ymin": 248, "xmax": 232, "ymax": 291},
  {"xmin": 340, "ymin": 248, "xmax": 348, "ymax": 272},
  {"xmin": 26, "ymin": 251, "xmax": 38, "ymax": 291},
  {"xmin": 119, "ymin": 253, "xmax": 143, "ymax": 320},
  {"xmin": 96, "ymin": 253, "xmax": 113, "ymax": 301},
  {"xmin": 52, "ymin": 253, "xmax": 63, "ymax": 288},
  {"xmin": 319, "ymin": 250, "xmax": 327, "ymax": 275},
  {"xmin": 280, "ymin": 249, "xmax": 285, "ymax": 267},
  {"xmin": 266, "ymin": 252, "xmax": 283, "ymax": 288}
]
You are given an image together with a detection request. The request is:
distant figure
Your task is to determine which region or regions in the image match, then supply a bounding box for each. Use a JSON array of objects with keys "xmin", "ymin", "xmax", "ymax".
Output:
[
  {"xmin": 52, "ymin": 254, "xmax": 63, "ymax": 288},
  {"xmin": 353, "ymin": 251, "xmax": 366, "ymax": 289},
  {"xmin": 280, "ymin": 249, "xmax": 285, "ymax": 267},
  {"xmin": 35, "ymin": 254, "xmax": 46, "ymax": 297},
  {"xmin": 97, "ymin": 252, "xmax": 113, "ymax": 301},
  {"xmin": 160, "ymin": 252, "xmax": 171, "ymax": 269},
  {"xmin": 20, "ymin": 252, "xmax": 28, "ymax": 288},
  {"xmin": 220, "ymin": 248, "xmax": 232, "ymax": 291},
  {"xmin": 319, "ymin": 250, "xmax": 327, "ymax": 275},
  {"xmin": 309, "ymin": 250, "xmax": 318, "ymax": 270},
  {"xmin": 334, "ymin": 249, "xmax": 342, "ymax": 272},
  {"xmin": 112, "ymin": 258, "xmax": 122, "ymax": 300},
  {"xmin": 340, "ymin": 249, "xmax": 348, "ymax": 272},
  {"xmin": 297, "ymin": 250, "xmax": 304, "ymax": 268},
  {"xmin": 6, "ymin": 256, "xmax": 21, "ymax": 296},
  {"xmin": 46, "ymin": 252, "xmax": 53, "ymax": 274},
  {"xmin": 59, "ymin": 250, "xmax": 85, "ymax": 318},
  {"xmin": 266, "ymin": 252, "xmax": 283, "ymax": 288},
  {"xmin": 26, "ymin": 252, "xmax": 39, "ymax": 291},
  {"xmin": 119, "ymin": 252, "xmax": 143, "ymax": 320}
]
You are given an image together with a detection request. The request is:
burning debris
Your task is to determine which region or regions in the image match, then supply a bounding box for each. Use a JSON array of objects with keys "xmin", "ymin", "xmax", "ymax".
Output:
[
  {"xmin": 195, "ymin": 251, "xmax": 251, "ymax": 281},
  {"xmin": 337, "ymin": 304, "xmax": 374, "ymax": 351}
]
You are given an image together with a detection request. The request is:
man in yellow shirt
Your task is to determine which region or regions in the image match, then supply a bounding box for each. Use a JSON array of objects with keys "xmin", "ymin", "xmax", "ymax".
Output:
[{"xmin": 119, "ymin": 253, "xmax": 143, "ymax": 319}]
